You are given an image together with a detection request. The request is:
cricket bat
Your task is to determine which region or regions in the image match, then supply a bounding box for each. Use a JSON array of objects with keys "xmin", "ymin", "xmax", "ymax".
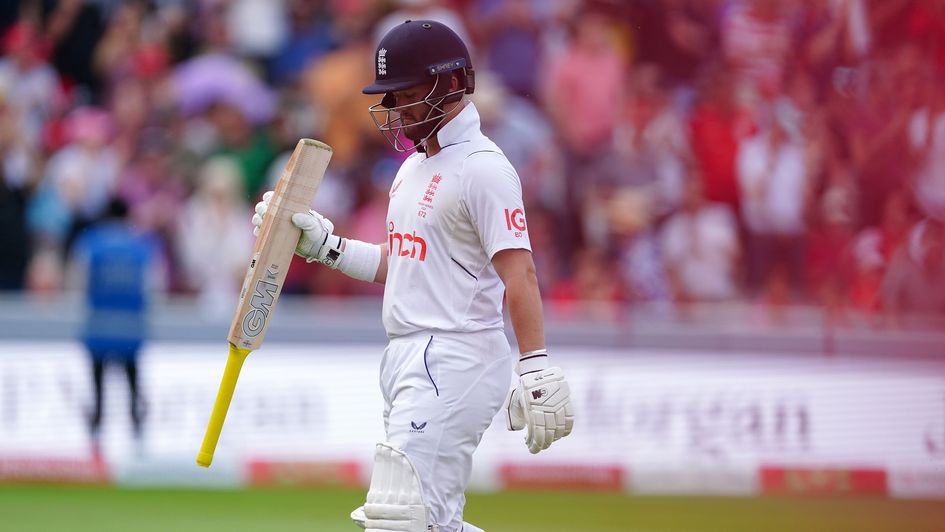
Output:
[{"xmin": 197, "ymin": 138, "xmax": 332, "ymax": 468}]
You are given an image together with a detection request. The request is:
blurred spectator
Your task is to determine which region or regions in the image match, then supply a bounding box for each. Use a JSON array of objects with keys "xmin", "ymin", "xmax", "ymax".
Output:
[
  {"xmin": 116, "ymin": 128, "xmax": 187, "ymax": 264},
  {"xmin": 737, "ymin": 100, "xmax": 811, "ymax": 302},
  {"xmin": 544, "ymin": 6, "xmax": 626, "ymax": 261},
  {"xmin": 806, "ymin": 165, "xmax": 857, "ymax": 322},
  {"xmin": 660, "ymin": 176, "xmax": 741, "ymax": 303},
  {"xmin": 720, "ymin": 0, "xmax": 793, "ymax": 97},
  {"xmin": 0, "ymin": 77, "xmax": 35, "ymax": 290},
  {"xmin": 208, "ymin": 101, "xmax": 277, "ymax": 199},
  {"xmin": 175, "ymin": 156, "xmax": 253, "ymax": 317},
  {"xmin": 871, "ymin": 0, "xmax": 945, "ymax": 62},
  {"xmin": 613, "ymin": 63, "xmax": 690, "ymax": 217},
  {"xmin": 267, "ymin": 0, "xmax": 337, "ymax": 84},
  {"xmin": 0, "ymin": 0, "xmax": 943, "ymax": 327},
  {"xmin": 549, "ymin": 245, "xmax": 625, "ymax": 320},
  {"xmin": 544, "ymin": 8, "xmax": 624, "ymax": 158},
  {"xmin": 843, "ymin": 188, "xmax": 912, "ymax": 318},
  {"xmin": 881, "ymin": 219, "xmax": 945, "ymax": 322},
  {"xmin": 107, "ymin": 78, "xmax": 152, "ymax": 163},
  {"xmin": 45, "ymin": 0, "xmax": 106, "ymax": 102},
  {"xmin": 604, "ymin": 187, "xmax": 672, "ymax": 308},
  {"xmin": 848, "ymin": 228, "xmax": 885, "ymax": 319},
  {"xmin": 908, "ymin": 70, "xmax": 945, "ymax": 221},
  {"xmin": 92, "ymin": 1, "xmax": 148, "ymax": 89},
  {"xmin": 171, "ymin": 52, "xmax": 277, "ymax": 127},
  {"xmin": 159, "ymin": 3, "xmax": 201, "ymax": 65},
  {"xmin": 689, "ymin": 67, "xmax": 745, "ymax": 210},
  {"xmin": 301, "ymin": 27, "xmax": 377, "ymax": 171},
  {"xmin": 796, "ymin": 0, "xmax": 871, "ymax": 95},
  {"xmin": 0, "ymin": 21, "xmax": 64, "ymax": 150},
  {"xmin": 225, "ymin": 0, "xmax": 290, "ymax": 61},
  {"xmin": 629, "ymin": 0, "xmax": 717, "ymax": 90},
  {"xmin": 69, "ymin": 198, "xmax": 162, "ymax": 454},
  {"xmin": 848, "ymin": 46, "xmax": 918, "ymax": 227},
  {"xmin": 467, "ymin": 0, "xmax": 546, "ymax": 98},
  {"xmin": 25, "ymin": 245, "xmax": 64, "ymax": 295},
  {"xmin": 28, "ymin": 106, "xmax": 120, "ymax": 249}
]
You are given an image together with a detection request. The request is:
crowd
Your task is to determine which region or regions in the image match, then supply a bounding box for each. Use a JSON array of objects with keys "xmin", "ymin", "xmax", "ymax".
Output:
[{"xmin": 0, "ymin": 0, "xmax": 943, "ymax": 326}]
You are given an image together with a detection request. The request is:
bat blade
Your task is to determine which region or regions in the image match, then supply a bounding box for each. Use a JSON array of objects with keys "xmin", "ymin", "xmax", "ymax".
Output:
[
  {"xmin": 197, "ymin": 138, "xmax": 332, "ymax": 468},
  {"xmin": 229, "ymin": 138, "xmax": 333, "ymax": 350}
]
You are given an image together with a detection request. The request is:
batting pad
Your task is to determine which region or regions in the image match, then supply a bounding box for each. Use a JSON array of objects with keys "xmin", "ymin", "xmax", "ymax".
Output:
[{"xmin": 363, "ymin": 442, "xmax": 437, "ymax": 532}]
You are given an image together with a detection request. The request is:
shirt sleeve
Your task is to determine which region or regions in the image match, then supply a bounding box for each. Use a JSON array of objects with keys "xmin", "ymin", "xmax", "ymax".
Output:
[{"xmin": 461, "ymin": 151, "xmax": 532, "ymax": 259}]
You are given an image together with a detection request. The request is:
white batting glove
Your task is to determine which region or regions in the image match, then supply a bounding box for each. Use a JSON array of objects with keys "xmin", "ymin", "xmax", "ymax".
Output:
[
  {"xmin": 250, "ymin": 190, "xmax": 275, "ymax": 237},
  {"xmin": 251, "ymin": 190, "xmax": 343, "ymax": 266},
  {"xmin": 503, "ymin": 350, "xmax": 574, "ymax": 454}
]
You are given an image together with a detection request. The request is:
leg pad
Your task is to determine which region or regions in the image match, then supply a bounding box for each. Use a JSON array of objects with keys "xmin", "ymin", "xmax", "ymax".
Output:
[{"xmin": 358, "ymin": 442, "xmax": 437, "ymax": 532}]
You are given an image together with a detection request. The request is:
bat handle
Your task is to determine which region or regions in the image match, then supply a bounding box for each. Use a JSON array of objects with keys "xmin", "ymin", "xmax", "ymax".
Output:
[{"xmin": 197, "ymin": 343, "xmax": 252, "ymax": 468}]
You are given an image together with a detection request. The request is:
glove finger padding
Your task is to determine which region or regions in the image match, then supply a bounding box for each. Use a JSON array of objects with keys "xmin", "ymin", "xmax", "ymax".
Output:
[
  {"xmin": 517, "ymin": 367, "xmax": 573, "ymax": 454},
  {"xmin": 503, "ymin": 387, "xmax": 527, "ymax": 431},
  {"xmin": 252, "ymin": 197, "xmax": 269, "ymax": 237},
  {"xmin": 561, "ymin": 394, "xmax": 574, "ymax": 439},
  {"xmin": 255, "ymin": 199, "xmax": 268, "ymax": 217}
]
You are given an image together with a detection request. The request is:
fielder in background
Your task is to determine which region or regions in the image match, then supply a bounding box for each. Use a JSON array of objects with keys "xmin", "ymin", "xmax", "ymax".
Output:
[
  {"xmin": 253, "ymin": 20, "xmax": 574, "ymax": 532},
  {"xmin": 70, "ymin": 198, "xmax": 161, "ymax": 455}
]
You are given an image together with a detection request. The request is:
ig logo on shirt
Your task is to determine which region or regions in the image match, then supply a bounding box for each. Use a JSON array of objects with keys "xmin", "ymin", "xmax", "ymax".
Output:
[{"xmin": 504, "ymin": 208, "xmax": 526, "ymax": 238}]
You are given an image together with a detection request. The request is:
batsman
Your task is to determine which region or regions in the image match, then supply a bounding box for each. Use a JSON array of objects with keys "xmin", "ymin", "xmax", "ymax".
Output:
[{"xmin": 254, "ymin": 20, "xmax": 574, "ymax": 532}]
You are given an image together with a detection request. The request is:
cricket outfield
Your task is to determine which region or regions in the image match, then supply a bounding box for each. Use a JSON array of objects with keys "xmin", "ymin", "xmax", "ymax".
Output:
[{"xmin": 1, "ymin": 485, "xmax": 943, "ymax": 531}]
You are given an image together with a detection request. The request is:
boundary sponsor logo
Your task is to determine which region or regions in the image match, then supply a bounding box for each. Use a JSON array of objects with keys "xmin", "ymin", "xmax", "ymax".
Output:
[
  {"xmin": 0, "ymin": 457, "xmax": 110, "ymax": 484},
  {"xmin": 760, "ymin": 466, "xmax": 888, "ymax": 496},
  {"xmin": 499, "ymin": 463, "xmax": 624, "ymax": 492},
  {"xmin": 248, "ymin": 460, "xmax": 362, "ymax": 488}
]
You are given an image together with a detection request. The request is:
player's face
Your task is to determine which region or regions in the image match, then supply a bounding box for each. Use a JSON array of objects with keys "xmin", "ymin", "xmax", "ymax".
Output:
[
  {"xmin": 390, "ymin": 82, "xmax": 435, "ymax": 141},
  {"xmin": 369, "ymin": 74, "xmax": 463, "ymax": 152}
]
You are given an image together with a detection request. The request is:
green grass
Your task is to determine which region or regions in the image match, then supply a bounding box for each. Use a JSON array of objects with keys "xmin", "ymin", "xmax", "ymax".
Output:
[{"xmin": 1, "ymin": 485, "xmax": 943, "ymax": 531}]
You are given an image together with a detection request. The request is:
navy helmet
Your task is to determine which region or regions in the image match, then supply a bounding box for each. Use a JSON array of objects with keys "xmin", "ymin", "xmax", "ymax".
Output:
[
  {"xmin": 364, "ymin": 20, "xmax": 475, "ymax": 152},
  {"xmin": 363, "ymin": 19, "xmax": 475, "ymax": 96}
]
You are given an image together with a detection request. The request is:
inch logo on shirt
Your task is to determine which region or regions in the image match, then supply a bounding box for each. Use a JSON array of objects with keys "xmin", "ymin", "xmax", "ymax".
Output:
[
  {"xmin": 504, "ymin": 208, "xmax": 527, "ymax": 237},
  {"xmin": 389, "ymin": 222, "xmax": 427, "ymax": 261}
]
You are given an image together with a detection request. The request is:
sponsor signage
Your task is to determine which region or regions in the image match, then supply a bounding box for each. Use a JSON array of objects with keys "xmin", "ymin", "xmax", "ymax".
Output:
[{"xmin": 1, "ymin": 343, "xmax": 943, "ymax": 497}]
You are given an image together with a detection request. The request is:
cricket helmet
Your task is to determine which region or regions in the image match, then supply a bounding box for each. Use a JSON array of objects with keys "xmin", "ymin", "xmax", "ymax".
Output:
[{"xmin": 363, "ymin": 20, "xmax": 476, "ymax": 152}]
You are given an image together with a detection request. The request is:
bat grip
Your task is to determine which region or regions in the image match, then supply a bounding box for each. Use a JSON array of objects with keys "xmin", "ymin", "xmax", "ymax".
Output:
[{"xmin": 197, "ymin": 343, "xmax": 252, "ymax": 468}]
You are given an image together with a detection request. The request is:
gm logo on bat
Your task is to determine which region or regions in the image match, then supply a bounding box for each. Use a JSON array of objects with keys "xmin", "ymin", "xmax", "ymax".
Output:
[{"xmin": 242, "ymin": 272, "xmax": 279, "ymax": 337}]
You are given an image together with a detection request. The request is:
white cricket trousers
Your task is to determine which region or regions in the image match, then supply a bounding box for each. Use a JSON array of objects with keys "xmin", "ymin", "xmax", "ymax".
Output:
[{"xmin": 379, "ymin": 329, "xmax": 512, "ymax": 532}]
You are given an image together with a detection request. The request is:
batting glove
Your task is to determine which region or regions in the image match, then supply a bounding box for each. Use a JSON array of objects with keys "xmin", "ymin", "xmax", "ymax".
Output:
[
  {"xmin": 503, "ymin": 350, "xmax": 574, "ymax": 454},
  {"xmin": 252, "ymin": 191, "xmax": 342, "ymax": 265}
]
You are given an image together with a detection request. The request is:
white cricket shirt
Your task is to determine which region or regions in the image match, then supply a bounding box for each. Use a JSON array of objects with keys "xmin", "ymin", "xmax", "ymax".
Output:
[{"xmin": 382, "ymin": 102, "xmax": 531, "ymax": 337}]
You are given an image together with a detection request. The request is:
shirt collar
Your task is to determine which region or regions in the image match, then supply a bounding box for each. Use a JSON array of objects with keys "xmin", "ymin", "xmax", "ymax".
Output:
[{"xmin": 432, "ymin": 101, "xmax": 480, "ymax": 149}]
